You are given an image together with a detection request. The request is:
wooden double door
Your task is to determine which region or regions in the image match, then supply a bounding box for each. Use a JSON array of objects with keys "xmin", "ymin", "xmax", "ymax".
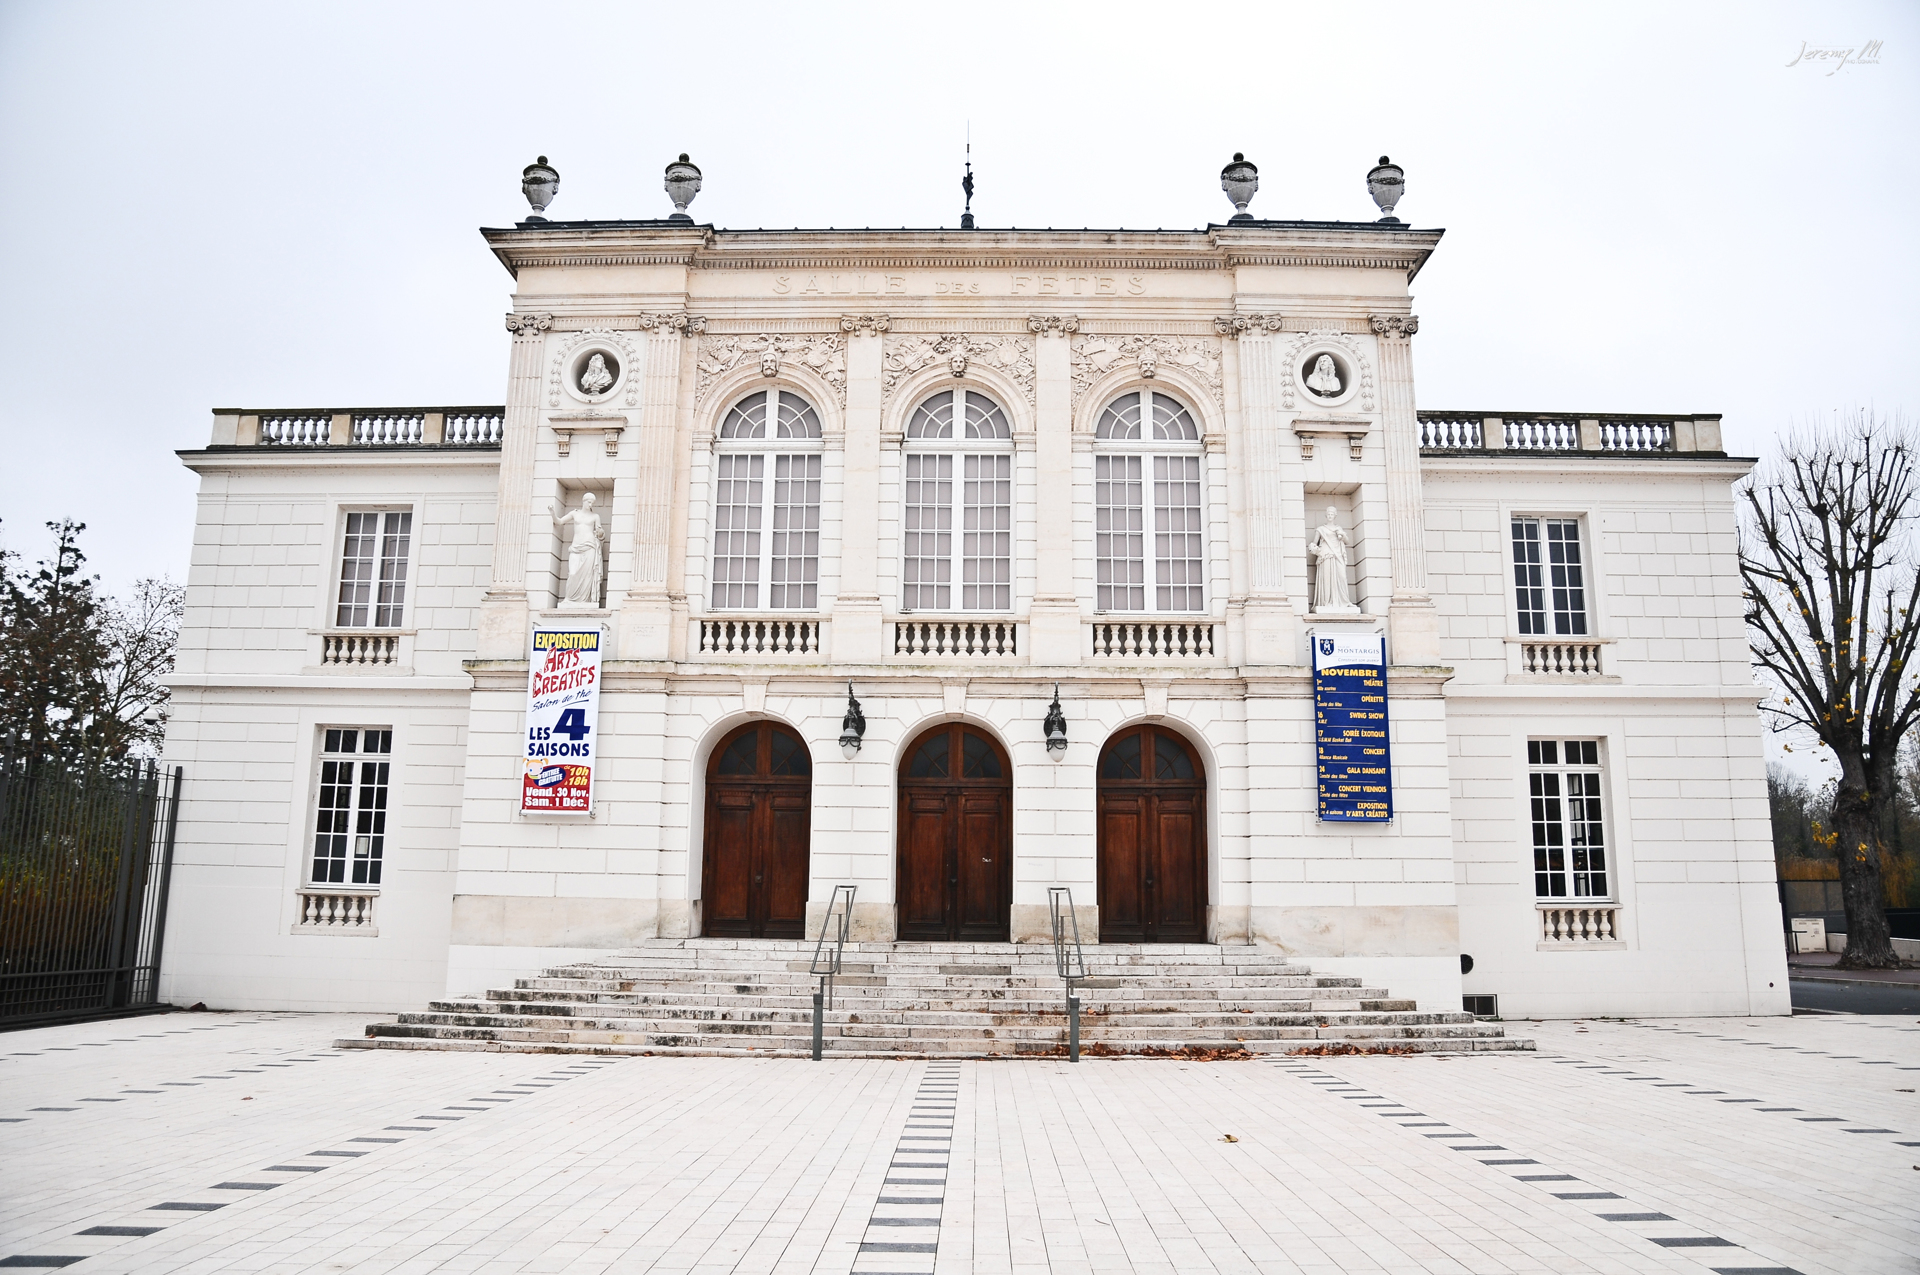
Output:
[
  {"xmin": 897, "ymin": 724, "xmax": 1012, "ymax": 941},
  {"xmin": 1098, "ymin": 724, "xmax": 1207, "ymax": 943},
  {"xmin": 702, "ymin": 722, "xmax": 812, "ymax": 939}
]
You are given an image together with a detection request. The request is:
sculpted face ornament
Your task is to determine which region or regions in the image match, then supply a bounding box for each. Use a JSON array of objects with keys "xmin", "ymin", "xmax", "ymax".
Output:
[
  {"xmin": 1306, "ymin": 354, "xmax": 1343, "ymax": 397},
  {"xmin": 949, "ymin": 351, "xmax": 968, "ymax": 377},
  {"xmin": 578, "ymin": 353, "xmax": 614, "ymax": 396},
  {"xmin": 760, "ymin": 350, "xmax": 780, "ymax": 378},
  {"xmin": 1138, "ymin": 349, "xmax": 1158, "ymax": 379}
]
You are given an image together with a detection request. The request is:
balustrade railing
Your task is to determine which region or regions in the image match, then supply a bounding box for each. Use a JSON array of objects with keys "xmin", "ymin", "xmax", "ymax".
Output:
[
  {"xmin": 322, "ymin": 632, "xmax": 401, "ymax": 666},
  {"xmin": 242, "ymin": 407, "xmax": 503, "ymax": 448},
  {"xmin": 1516, "ymin": 640, "xmax": 1605, "ymax": 677},
  {"xmin": 698, "ymin": 617, "xmax": 821, "ymax": 657},
  {"xmin": 894, "ymin": 619, "xmax": 1018, "ymax": 657},
  {"xmin": 1537, "ymin": 904, "xmax": 1621, "ymax": 946},
  {"xmin": 1090, "ymin": 620, "xmax": 1217, "ymax": 659},
  {"xmin": 1419, "ymin": 412, "xmax": 1710, "ymax": 456},
  {"xmin": 295, "ymin": 889, "xmax": 377, "ymax": 932}
]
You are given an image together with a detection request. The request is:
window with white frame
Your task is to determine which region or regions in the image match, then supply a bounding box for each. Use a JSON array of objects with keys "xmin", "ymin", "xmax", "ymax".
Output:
[
  {"xmin": 1512, "ymin": 517, "xmax": 1587, "ymax": 636},
  {"xmin": 336, "ymin": 511, "xmax": 411, "ymax": 628},
  {"xmin": 711, "ymin": 389, "xmax": 823, "ymax": 610},
  {"xmin": 312, "ymin": 728, "xmax": 392, "ymax": 886},
  {"xmin": 1528, "ymin": 738, "xmax": 1608, "ymax": 899},
  {"xmin": 901, "ymin": 389, "xmax": 1013, "ymax": 611},
  {"xmin": 1094, "ymin": 391, "xmax": 1204, "ymax": 612}
]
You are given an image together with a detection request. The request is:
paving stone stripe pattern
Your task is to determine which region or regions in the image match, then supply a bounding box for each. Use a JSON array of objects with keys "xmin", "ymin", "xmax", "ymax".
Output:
[{"xmin": 3, "ymin": 1012, "xmax": 1914, "ymax": 1272}]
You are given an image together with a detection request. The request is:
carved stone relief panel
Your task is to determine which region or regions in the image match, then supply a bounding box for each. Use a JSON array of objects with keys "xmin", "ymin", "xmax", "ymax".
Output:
[
  {"xmin": 694, "ymin": 332, "xmax": 848, "ymax": 409},
  {"xmin": 1069, "ymin": 334, "xmax": 1224, "ymax": 410},
  {"xmin": 881, "ymin": 332, "xmax": 1037, "ymax": 403}
]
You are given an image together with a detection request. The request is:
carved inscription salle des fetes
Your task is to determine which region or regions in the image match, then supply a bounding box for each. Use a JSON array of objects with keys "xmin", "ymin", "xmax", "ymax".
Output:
[{"xmin": 766, "ymin": 272, "xmax": 1150, "ymax": 298}]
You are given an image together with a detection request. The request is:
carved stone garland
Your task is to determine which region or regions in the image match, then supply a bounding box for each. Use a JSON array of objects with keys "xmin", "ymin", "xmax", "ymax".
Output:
[
  {"xmin": 880, "ymin": 332, "xmax": 1037, "ymax": 403},
  {"xmin": 548, "ymin": 328, "xmax": 642, "ymax": 409},
  {"xmin": 1069, "ymin": 333, "xmax": 1225, "ymax": 409},
  {"xmin": 1278, "ymin": 330, "xmax": 1375, "ymax": 412},
  {"xmin": 694, "ymin": 332, "xmax": 849, "ymax": 408}
]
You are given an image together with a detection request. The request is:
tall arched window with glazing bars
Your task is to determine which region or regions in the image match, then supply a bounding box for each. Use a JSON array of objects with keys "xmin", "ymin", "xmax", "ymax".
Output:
[
  {"xmin": 901, "ymin": 389, "xmax": 1014, "ymax": 612},
  {"xmin": 1093, "ymin": 391, "xmax": 1204, "ymax": 612},
  {"xmin": 710, "ymin": 389, "xmax": 823, "ymax": 610}
]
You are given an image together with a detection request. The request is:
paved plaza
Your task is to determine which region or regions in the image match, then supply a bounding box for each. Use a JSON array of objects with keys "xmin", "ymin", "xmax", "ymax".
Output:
[{"xmin": 2, "ymin": 1010, "xmax": 1916, "ymax": 1274}]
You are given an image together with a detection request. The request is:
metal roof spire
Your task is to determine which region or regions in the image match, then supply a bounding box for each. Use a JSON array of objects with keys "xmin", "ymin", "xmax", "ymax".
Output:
[{"xmin": 961, "ymin": 125, "xmax": 975, "ymax": 230}]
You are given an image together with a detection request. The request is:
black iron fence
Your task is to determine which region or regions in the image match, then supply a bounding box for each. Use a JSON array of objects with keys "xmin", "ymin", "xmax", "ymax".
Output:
[{"xmin": 0, "ymin": 756, "xmax": 182, "ymax": 1027}]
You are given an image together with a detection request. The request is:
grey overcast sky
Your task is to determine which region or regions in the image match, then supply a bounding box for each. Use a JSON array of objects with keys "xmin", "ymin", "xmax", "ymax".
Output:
[{"xmin": 0, "ymin": 0, "xmax": 1915, "ymax": 598}]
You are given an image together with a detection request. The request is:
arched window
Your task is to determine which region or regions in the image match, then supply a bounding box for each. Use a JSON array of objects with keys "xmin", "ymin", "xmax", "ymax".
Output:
[
  {"xmin": 711, "ymin": 389, "xmax": 823, "ymax": 610},
  {"xmin": 1093, "ymin": 391, "xmax": 1204, "ymax": 612},
  {"xmin": 902, "ymin": 389, "xmax": 1014, "ymax": 612}
]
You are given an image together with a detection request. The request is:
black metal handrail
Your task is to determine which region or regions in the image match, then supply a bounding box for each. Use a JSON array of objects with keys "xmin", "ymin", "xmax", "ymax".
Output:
[
  {"xmin": 808, "ymin": 884, "xmax": 856, "ymax": 1061},
  {"xmin": 1048, "ymin": 886, "xmax": 1088, "ymax": 1062}
]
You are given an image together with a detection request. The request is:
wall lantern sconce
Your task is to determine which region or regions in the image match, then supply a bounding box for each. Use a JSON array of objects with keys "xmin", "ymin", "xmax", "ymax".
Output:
[
  {"xmin": 839, "ymin": 684, "xmax": 866, "ymax": 760},
  {"xmin": 1044, "ymin": 684, "xmax": 1068, "ymax": 761}
]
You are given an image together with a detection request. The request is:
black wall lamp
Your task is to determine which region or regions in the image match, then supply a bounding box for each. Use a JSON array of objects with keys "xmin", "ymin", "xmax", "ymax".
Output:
[
  {"xmin": 1044, "ymin": 684, "xmax": 1068, "ymax": 761},
  {"xmin": 839, "ymin": 684, "xmax": 866, "ymax": 759}
]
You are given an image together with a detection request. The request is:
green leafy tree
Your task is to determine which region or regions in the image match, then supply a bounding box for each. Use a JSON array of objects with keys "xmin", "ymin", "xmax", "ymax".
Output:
[{"xmin": 1740, "ymin": 418, "xmax": 1920, "ymax": 968}]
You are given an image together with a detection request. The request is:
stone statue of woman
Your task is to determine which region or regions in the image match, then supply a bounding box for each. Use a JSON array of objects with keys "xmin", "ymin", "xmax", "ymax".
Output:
[
  {"xmin": 578, "ymin": 353, "xmax": 614, "ymax": 396},
  {"xmin": 1306, "ymin": 353, "xmax": 1342, "ymax": 397},
  {"xmin": 1309, "ymin": 506, "xmax": 1357, "ymax": 613},
  {"xmin": 552, "ymin": 493, "xmax": 606, "ymax": 608}
]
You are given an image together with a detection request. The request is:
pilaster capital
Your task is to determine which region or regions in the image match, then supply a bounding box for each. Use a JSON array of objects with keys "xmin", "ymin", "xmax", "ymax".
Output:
[
  {"xmin": 1214, "ymin": 313, "xmax": 1282, "ymax": 338},
  {"xmin": 839, "ymin": 314, "xmax": 891, "ymax": 334},
  {"xmin": 504, "ymin": 312, "xmax": 553, "ymax": 336},
  {"xmin": 639, "ymin": 312, "xmax": 706, "ymax": 335},
  {"xmin": 1368, "ymin": 314, "xmax": 1420, "ymax": 340},
  {"xmin": 1027, "ymin": 314, "xmax": 1080, "ymax": 337}
]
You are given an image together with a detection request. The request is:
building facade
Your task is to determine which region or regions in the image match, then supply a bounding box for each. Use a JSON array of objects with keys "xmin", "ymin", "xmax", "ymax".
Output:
[{"xmin": 158, "ymin": 198, "xmax": 1790, "ymax": 1019}]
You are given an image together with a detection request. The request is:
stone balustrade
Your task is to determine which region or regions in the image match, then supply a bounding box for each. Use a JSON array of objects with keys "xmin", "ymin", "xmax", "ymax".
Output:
[
  {"xmin": 697, "ymin": 617, "xmax": 822, "ymax": 657},
  {"xmin": 1537, "ymin": 904, "xmax": 1623, "ymax": 948},
  {"xmin": 893, "ymin": 619, "xmax": 1019, "ymax": 658},
  {"xmin": 295, "ymin": 889, "xmax": 378, "ymax": 933},
  {"xmin": 1418, "ymin": 412, "xmax": 1722, "ymax": 456},
  {"xmin": 1089, "ymin": 620, "xmax": 1218, "ymax": 659},
  {"xmin": 228, "ymin": 407, "xmax": 505, "ymax": 448},
  {"xmin": 1514, "ymin": 639, "xmax": 1607, "ymax": 678},
  {"xmin": 322, "ymin": 632, "xmax": 401, "ymax": 666}
]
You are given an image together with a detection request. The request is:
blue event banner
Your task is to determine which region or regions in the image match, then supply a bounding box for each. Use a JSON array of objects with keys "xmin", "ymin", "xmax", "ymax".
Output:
[{"xmin": 1313, "ymin": 631, "xmax": 1392, "ymax": 822}]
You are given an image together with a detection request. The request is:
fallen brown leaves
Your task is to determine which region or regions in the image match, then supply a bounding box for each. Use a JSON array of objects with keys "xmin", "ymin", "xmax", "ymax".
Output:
[{"xmin": 1287, "ymin": 1042, "xmax": 1419, "ymax": 1056}]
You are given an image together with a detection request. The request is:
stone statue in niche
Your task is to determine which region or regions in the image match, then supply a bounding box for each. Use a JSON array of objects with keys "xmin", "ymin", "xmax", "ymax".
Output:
[
  {"xmin": 552, "ymin": 493, "xmax": 607, "ymax": 608},
  {"xmin": 579, "ymin": 353, "xmax": 615, "ymax": 396},
  {"xmin": 1305, "ymin": 353, "xmax": 1343, "ymax": 397},
  {"xmin": 1309, "ymin": 506, "xmax": 1358, "ymax": 614}
]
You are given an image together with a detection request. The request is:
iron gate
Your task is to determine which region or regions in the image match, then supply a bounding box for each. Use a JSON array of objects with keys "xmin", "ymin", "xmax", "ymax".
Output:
[{"xmin": 0, "ymin": 756, "xmax": 182, "ymax": 1027}]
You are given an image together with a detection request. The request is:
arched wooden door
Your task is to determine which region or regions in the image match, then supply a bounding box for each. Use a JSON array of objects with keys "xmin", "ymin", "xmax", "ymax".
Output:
[
  {"xmin": 897, "ymin": 724, "xmax": 1012, "ymax": 941},
  {"xmin": 1097, "ymin": 724, "xmax": 1207, "ymax": 943},
  {"xmin": 701, "ymin": 722, "xmax": 812, "ymax": 939}
]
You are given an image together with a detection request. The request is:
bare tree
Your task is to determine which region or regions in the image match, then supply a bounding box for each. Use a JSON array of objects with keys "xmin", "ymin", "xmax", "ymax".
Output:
[
  {"xmin": 93, "ymin": 577, "xmax": 184, "ymax": 760},
  {"xmin": 1740, "ymin": 416, "xmax": 1919, "ymax": 968}
]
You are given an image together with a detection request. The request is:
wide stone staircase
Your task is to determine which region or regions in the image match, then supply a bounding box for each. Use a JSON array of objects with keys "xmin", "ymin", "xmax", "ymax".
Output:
[{"xmin": 339, "ymin": 940, "xmax": 1531, "ymax": 1058}]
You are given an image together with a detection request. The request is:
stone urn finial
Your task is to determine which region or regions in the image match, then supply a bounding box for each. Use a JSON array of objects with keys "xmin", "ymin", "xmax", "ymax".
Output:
[
  {"xmin": 664, "ymin": 153, "xmax": 702, "ymax": 222},
  {"xmin": 522, "ymin": 155, "xmax": 559, "ymax": 221},
  {"xmin": 1220, "ymin": 152, "xmax": 1259, "ymax": 222},
  {"xmin": 1367, "ymin": 155, "xmax": 1404, "ymax": 223}
]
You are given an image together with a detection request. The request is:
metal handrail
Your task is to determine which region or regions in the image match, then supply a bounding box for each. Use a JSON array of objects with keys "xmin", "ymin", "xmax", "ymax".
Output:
[
  {"xmin": 1048, "ymin": 887, "xmax": 1087, "ymax": 1061},
  {"xmin": 808, "ymin": 884, "xmax": 856, "ymax": 1061}
]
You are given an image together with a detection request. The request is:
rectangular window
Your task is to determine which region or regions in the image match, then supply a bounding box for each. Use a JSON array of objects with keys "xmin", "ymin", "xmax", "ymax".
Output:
[
  {"xmin": 902, "ymin": 453, "xmax": 953, "ymax": 611},
  {"xmin": 961, "ymin": 454, "xmax": 1011, "ymax": 611},
  {"xmin": 1153, "ymin": 454, "xmax": 1204, "ymax": 612},
  {"xmin": 312, "ymin": 728, "xmax": 392, "ymax": 887},
  {"xmin": 711, "ymin": 454, "xmax": 764, "ymax": 609},
  {"xmin": 1095, "ymin": 454, "xmax": 1145, "ymax": 611},
  {"xmin": 1528, "ymin": 738, "xmax": 1607, "ymax": 899},
  {"xmin": 336, "ymin": 511, "xmax": 412, "ymax": 628},
  {"xmin": 768, "ymin": 454, "xmax": 821, "ymax": 610},
  {"xmin": 1512, "ymin": 517, "xmax": 1587, "ymax": 636}
]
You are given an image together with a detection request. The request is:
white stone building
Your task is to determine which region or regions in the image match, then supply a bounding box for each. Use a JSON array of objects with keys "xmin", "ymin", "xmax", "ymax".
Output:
[{"xmin": 157, "ymin": 164, "xmax": 1790, "ymax": 1020}]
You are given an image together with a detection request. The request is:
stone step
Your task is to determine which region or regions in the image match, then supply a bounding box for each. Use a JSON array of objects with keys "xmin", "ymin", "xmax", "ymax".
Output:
[
  {"xmin": 488, "ymin": 983, "xmax": 1395, "ymax": 1006},
  {"xmin": 338, "ymin": 1031, "xmax": 1532, "ymax": 1059},
  {"xmin": 450, "ymin": 996, "xmax": 1425, "ymax": 1018},
  {"xmin": 411, "ymin": 1005, "xmax": 1457, "ymax": 1030}
]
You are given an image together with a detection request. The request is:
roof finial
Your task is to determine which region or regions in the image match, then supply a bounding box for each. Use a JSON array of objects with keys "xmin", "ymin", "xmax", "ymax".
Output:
[{"xmin": 960, "ymin": 124, "xmax": 975, "ymax": 230}]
